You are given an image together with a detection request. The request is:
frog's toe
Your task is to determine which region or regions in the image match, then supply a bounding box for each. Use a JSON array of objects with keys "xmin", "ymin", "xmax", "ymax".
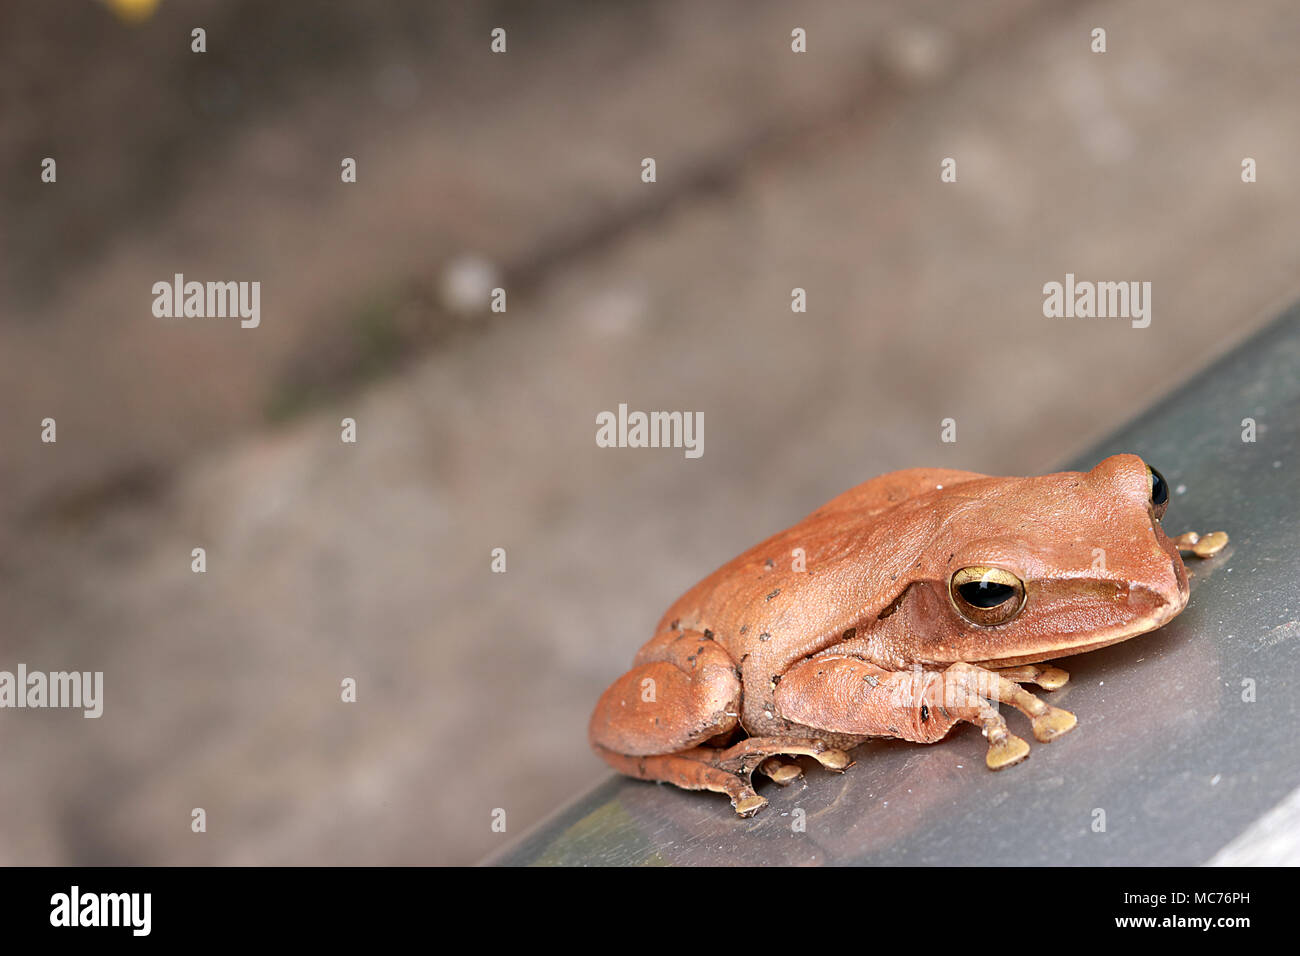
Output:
[
  {"xmin": 814, "ymin": 749, "xmax": 854, "ymax": 772},
  {"xmin": 996, "ymin": 664, "xmax": 1069, "ymax": 690},
  {"xmin": 1030, "ymin": 705, "xmax": 1077, "ymax": 742},
  {"xmin": 1172, "ymin": 530, "xmax": 1229, "ymax": 558},
  {"xmin": 1192, "ymin": 531, "xmax": 1229, "ymax": 558},
  {"xmin": 757, "ymin": 758, "xmax": 804, "ymax": 785},
  {"xmin": 985, "ymin": 732, "xmax": 1030, "ymax": 770},
  {"xmin": 975, "ymin": 707, "xmax": 1030, "ymax": 769},
  {"xmin": 732, "ymin": 790, "xmax": 769, "ymax": 816},
  {"xmin": 1031, "ymin": 666, "xmax": 1070, "ymax": 690}
]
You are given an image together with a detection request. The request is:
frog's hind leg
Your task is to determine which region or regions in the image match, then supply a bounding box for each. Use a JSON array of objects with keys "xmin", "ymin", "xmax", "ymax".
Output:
[
  {"xmin": 590, "ymin": 629, "xmax": 761, "ymax": 812},
  {"xmin": 593, "ymin": 747, "xmax": 767, "ymax": 816},
  {"xmin": 589, "ymin": 628, "xmax": 742, "ymax": 758},
  {"xmin": 715, "ymin": 737, "xmax": 854, "ymax": 775}
]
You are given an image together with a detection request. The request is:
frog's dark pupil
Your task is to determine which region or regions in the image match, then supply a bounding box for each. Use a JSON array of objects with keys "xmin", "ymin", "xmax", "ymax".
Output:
[
  {"xmin": 958, "ymin": 581, "xmax": 1015, "ymax": 608},
  {"xmin": 1149, "ymin": 466, "xmax": 1169, "ymax": 507}
]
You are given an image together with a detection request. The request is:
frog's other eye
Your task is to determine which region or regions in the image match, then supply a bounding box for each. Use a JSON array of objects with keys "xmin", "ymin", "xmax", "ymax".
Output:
[
  {"xmin": 949, "ymin": 567, "xmax": 1026, "ymax": 627},
  {"xmin": 1147, "ymin": 465, "xmax": 1169, "ymax": 520}
]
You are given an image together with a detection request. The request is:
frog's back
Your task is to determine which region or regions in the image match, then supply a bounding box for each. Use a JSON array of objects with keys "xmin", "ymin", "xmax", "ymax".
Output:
[{"xmin": 649, "ymin": 467, "xmax": 989, "ymax": 665}]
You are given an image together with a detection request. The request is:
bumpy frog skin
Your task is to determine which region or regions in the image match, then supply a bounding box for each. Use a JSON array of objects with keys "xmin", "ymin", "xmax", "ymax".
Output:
[{"xmin": 589, "ymin": 454, "xmax": 1228, "ymax": 816}]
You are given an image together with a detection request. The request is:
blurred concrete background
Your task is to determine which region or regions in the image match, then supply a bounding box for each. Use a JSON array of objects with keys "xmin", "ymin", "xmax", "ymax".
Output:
[{"xmin": 1, "ymin": 0, "xmax": 1297, "ymax": 865}]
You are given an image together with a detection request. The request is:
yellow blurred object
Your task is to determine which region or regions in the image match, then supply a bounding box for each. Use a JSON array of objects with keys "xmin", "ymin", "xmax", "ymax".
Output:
[{"xmin": 104, "ymin": 0, "xmax": 160, "ymax": 23}]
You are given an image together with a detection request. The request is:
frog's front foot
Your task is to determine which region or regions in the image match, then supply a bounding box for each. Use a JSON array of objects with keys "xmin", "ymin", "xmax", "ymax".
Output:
[
  {"xmin": 983, "ymin": 721, "xmax": 1031, "ymax": 769},
  {"xmin": 943, "ymin": 663, "xmax": 1077, "ymax": 770},
  {"xmin": 1171, "ymin": 530, "xmax": 1229, "ymax": 558}
]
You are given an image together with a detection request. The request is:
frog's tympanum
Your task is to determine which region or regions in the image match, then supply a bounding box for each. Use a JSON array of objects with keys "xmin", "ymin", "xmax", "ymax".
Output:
[{"xmin": 589, "ymin": 454, "xmax": 1227, "ymax": 815}]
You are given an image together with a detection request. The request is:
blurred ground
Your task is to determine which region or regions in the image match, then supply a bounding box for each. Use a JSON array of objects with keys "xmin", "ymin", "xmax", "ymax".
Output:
[{"xmin": 2, "ymin": 0, "xmax": 1298, "ymax": 864}]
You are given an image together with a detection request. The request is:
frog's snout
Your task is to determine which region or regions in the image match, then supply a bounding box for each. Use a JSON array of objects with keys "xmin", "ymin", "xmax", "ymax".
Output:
[
  {"xmin": 1156, "ymin": 527, "xmax": 1192, "ymax": 608},
  {"xmin": 1134, "ymin": 550, "xmax": 1188, "ymax": 624},
  {"xmin": 1169, "ymin": 551, "xmax": 1190, "ymax": 603}
]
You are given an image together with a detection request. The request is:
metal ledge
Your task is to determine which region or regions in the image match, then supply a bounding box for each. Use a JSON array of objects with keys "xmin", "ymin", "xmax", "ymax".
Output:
[{"xmin": 488, "ymin": 306, "xmax": 1300, "ymax": 866}]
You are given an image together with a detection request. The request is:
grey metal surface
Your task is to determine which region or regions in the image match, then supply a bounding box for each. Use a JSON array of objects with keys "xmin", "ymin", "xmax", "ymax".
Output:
[{"xmin": 489, "ymin": 307, "xmax": 1300, "ymax": 866}]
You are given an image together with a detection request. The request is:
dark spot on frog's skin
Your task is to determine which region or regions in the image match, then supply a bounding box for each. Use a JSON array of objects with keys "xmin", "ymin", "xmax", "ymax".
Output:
[
  {"xmin": 766, "ymin": 589, "xmax": 780, "ymax": 601},
  {"xmin": 670, "ymin": 619, "xmax": 679, "ymax": 631},
  {"xmin": 947, "ymin": 554, "xmax": 954, "ymax": 565},
  {"xmin": 890, "ymin": 573, "xmax": 898, "ymax": 581},
  {"xmin": 888, "ymin": 726, "xmax": 900, "ymax": 735},
  {"xmin": 772, "ymin": 674, "xmax": 782, "ymax": 686},
  {"xmin": 739, "ymin": 624, "xmax": 748, "ymax": 635},
  {"xmin": 703, "ymin": 629, "xmax": 713, "ymax": 640},
  {"xmin": 759, "ymin": 632, "xmax": 771, "ymax": 642},
  {"xmin": 764, "ymin": 558, "xmax": 775, "ymax": 569},
  {"xmin": 842, "ymin": 627, "xmax": 857, "ymax": 641},
  {"xmin": 921, "ymin": 704, "xmax": 930, "ymax": 722},
  {"xmin": 940, "ymin": 706, "xmax": 951, "ymax": 720}
]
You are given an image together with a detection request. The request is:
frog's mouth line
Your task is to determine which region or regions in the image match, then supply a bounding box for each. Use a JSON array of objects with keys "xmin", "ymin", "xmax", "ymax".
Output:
[{"xmin": 969, "ymin": 601, "xmax": 1183, "ymax": 668}]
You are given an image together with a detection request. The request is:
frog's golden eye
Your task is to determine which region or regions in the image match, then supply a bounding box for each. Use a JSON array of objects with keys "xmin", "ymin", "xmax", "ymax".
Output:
[
  {"xmin": 1147, "ymin": 465, "xmax": 1169, "ymax": 520},
  {"xmin": 950, "ymin": 567, "xmax": 1026, "ymax": 627}
]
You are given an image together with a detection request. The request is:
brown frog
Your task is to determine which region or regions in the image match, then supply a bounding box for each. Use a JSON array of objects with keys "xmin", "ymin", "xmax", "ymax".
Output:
[{"xmin": 588, "ymin": 454, "xmax": 1227, "ymax": 815}]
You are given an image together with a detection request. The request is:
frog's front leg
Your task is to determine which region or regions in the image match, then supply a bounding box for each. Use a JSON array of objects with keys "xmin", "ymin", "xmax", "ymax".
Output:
[{"xmin": 774, "ymin": 655, "xmax": 1076, "ymax": 771}]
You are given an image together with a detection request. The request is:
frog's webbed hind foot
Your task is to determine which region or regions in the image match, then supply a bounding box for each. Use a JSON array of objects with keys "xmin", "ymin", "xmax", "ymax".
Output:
[
  {"xmin": 732, "ymin": 791, "xmax": 768, "ymax": 816},
  {"xmin": 593, "ymin": 745, "xmax": 767, "ymax": 816},
  {"xmin": 994, "ymin": 664, "xmax": 1069, "ymax": 690},
  {"xmin": 757, "ymin": 757, "xmax": 804, "ymax": 785},
  {"xmin": 714, "ymin": 737, "xmax": 854, "ymax": 775},
  {"xmin": 590, "ymin": 732, "xmax": 854, "ymax": 817},
  {"xmin": 1171, "ymin": 530, "xmax": 1229, "ymax": 558}
]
